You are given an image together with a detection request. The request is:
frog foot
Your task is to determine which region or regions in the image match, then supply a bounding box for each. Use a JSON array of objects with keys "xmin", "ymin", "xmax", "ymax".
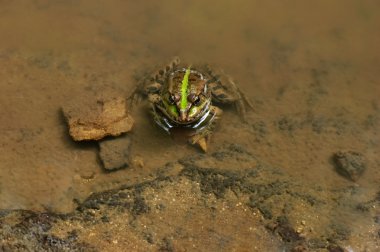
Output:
[
  {"xmin": 206, "ymin": 67, "xmax": 254, "ymax": 122},
  {"xmin": 188, "ymin": 119, "xmax": 213, "ymax": 152},
  {"xmin": 188, "ymin": 106, "xmax": 222, "ymax": 152},
  {"xmin": 190, "ymin": 134, "xmax": 210, "ymax": 153},
  {"xmin": 196, "ymin": 137, "xmax": 208, "ymax": 152}
]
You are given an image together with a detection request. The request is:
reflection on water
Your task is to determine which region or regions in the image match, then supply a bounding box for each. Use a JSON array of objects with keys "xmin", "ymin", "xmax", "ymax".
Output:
[{"xmin": 0, "ymin": 0, "xmax": 379, "ymax": 249}]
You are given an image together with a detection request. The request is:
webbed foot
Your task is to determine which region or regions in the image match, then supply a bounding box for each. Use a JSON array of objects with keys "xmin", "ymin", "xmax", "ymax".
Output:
[
  {"xmin": 206, "ymin": 67, "xmax": 253, "ymax": 122},
  {"xmin": 188, "ymin": 106, "xmax": 222, "ymax": 152},
  {"xmin": 196, "ymin": 137, "xmax": 208, "ymax": 152}
]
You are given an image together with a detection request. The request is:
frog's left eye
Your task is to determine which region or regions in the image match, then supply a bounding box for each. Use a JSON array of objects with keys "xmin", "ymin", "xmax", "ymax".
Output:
[
  {"xmin": 188, "ymin": 94, "xmax": 201, "ymax": 106},
  {"xmin": 194, "ymin": 97, "xmax": 201, "ymax": 106}
]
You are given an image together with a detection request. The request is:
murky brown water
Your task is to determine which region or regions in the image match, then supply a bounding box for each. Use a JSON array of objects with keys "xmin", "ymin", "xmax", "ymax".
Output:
[{"xmin": 1, "ymin": 0, "xmax": 379, "ymax": 250}]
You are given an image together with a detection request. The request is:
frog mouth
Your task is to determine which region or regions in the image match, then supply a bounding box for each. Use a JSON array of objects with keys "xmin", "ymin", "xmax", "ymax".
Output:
[
  {"xmin": 173, "ymin": 101, "xmax": 211, "ymax": 126},
  {"xmin": 188, "ymin": 109, "xmax": 211, "ymax": 129},
  {"xmin": 153, "ymin": 103, "xmax": 212, "ymax": 134}
]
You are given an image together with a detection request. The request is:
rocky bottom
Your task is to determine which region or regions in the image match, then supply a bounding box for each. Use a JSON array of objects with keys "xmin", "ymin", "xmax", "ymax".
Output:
[{"xmin": 1, "ymin": 144, "xmax": 379, "ymax": 251}]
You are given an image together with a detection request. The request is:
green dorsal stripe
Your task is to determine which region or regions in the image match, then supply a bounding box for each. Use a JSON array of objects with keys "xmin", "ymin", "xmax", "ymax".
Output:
[{"xmin": 180, "ymin": 67, "xmax": 191, "ymax": 110}]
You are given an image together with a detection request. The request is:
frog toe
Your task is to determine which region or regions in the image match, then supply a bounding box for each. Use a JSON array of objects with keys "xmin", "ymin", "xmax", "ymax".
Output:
[{"xmin": 196, "ymin": 137, "xmax": 208, "ymax": 152}]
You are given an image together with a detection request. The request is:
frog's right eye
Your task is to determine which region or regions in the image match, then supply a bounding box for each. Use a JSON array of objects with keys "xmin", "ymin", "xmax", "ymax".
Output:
[
  {"xmin": 193, "ymin": 96, "xmax": 201, "ymax": 106},
  {"xmin": 168, "ymin": 95, "xmax": 176, "ymax": 104}
]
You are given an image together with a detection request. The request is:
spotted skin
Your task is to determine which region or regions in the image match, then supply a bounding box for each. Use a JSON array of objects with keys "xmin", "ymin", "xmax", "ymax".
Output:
[{"xmin": 130, "ymin": 57, "xmax": 252, "ymax": 152}]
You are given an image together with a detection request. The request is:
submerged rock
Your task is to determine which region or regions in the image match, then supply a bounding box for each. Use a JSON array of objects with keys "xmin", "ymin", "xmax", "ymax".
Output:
[
  {"xmin": 333, "ymin": 151, "xmax": 366, "ymax": 182},
  {"xmin": 62, "ymin": 96, "xmax": 134, "ymax": 141},
  {"xmin": 99, "ymin": 135, "xmax": 132, "ymax": 171}
]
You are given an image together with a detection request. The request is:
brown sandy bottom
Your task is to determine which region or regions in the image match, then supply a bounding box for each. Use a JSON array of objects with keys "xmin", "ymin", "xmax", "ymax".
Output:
[
  {"xmin": 1, "ymin": 145, "xmax": 379, "ymax": 251},
  {"xmin": 1, "ymin": 0, "xmax": 380, "ymax": 251}
]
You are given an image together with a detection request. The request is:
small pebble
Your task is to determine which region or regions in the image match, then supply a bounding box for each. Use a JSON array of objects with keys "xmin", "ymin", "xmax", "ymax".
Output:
[
  {"xmin": 333, "ymin": 151, "xmax": 366, "ymax": 182},
  {"xmin": 131, "ymin": 156, "xmax": 145, "ymax": 168}
]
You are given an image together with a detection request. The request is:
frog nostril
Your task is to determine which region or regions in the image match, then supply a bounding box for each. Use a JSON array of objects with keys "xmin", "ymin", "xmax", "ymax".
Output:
[{"xmin": 187, "ymin": 94, "xmax": 195, "ymax": 102}]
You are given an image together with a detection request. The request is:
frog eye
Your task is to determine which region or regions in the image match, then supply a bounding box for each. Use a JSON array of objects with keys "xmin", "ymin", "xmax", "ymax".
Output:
[
  {"xmin": 188, "ymin": 94, "xmax": 201, "ymax": 105},
  {"xmin": 168, "ymin": 95, "xmax": 176, "ymax": 104},
  {"xmin": 193, "ymin": 96, "xmax": 201, "ymax": 106}
]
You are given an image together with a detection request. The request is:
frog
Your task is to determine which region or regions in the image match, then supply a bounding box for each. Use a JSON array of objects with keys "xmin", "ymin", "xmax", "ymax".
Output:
[{"xmin": 130, "ymin": 57, "xmax": 253, "ymax": 152}]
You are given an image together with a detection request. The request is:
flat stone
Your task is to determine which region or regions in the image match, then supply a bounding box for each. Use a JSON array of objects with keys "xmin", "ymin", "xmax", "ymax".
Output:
[
  {"xmin": 99, "ymin": 135, "xmax": 131, "ymax": 171},
  {"xmin": 333, "ymin": 151, "xmax": 366, "ymax": 182},
  {"xmin": 62, "ymin": 96, "xmax": 134, "ymax": 141}
]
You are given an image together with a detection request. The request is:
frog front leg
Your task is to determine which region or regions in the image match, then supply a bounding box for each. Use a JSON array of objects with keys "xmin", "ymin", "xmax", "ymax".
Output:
[
  {"xmin": 149, "ymin": 94, "xmax": 173, "ymax": 133},
  {"xmin": 129, "ymin": 56, "xmax": 180, "ymax": 106},
  {"xmin": 129, "ymin": 79, "xmax": 163, "ymax": 107},
  {"xmin": 189, "ymin": 105, "xmax": 223, "ymax": 152}
]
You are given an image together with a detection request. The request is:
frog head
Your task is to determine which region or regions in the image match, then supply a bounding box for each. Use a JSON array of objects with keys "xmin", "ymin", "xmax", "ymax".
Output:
[{"xmin": 162, "ymin": 67, "xmax": 211, "ymax": 124}]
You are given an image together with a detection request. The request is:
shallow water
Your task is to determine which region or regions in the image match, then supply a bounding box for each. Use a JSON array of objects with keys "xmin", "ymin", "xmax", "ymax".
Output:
[{"xmin": 0, "ymin": 0, "xmax": 379, "ymax": 250}]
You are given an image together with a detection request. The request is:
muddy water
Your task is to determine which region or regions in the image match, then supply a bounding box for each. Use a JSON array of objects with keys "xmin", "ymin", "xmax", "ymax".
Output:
[{"xmin": 0, "ymin": 0, "xmax": 379, "ymax": 249}]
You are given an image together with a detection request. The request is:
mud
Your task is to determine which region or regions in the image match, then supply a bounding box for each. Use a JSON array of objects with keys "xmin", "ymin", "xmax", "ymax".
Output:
[
  {"xmin": 0, "ymin": 0, "xmax": 380, "ymax": 251},
  {"xmin": 1, "ymin": 145, "xmax": 379, "ymax": 250}
]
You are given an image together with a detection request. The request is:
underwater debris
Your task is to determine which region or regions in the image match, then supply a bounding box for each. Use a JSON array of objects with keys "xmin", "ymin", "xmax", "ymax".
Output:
[
  {"xmin": 99, "ymin": 135, "xmax": 132, "ymax": 171},
  {"xmin": 62, "ymin": 96, "xmax": 134, "ymax": 141}
]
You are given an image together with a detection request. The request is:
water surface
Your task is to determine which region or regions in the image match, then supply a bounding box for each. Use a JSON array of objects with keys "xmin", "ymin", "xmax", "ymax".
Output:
[{"xmin": 0, "ymin": 0, "xmax": 379, "ymax": 250}]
